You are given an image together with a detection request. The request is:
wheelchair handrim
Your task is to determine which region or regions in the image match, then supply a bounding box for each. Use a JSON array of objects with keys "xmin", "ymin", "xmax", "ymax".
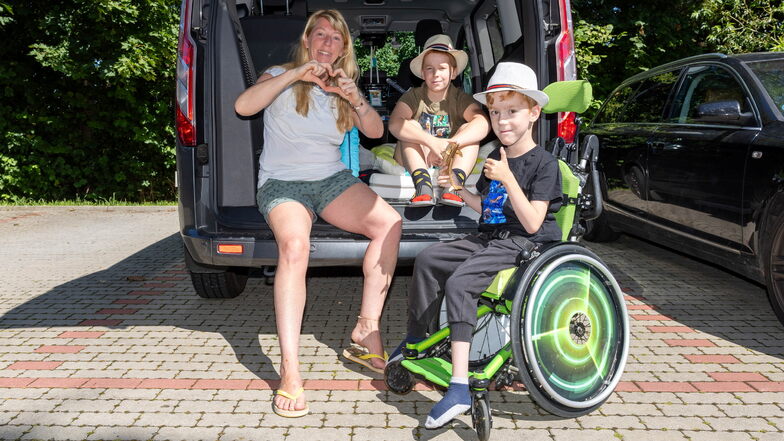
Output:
[{"xmin": 523, "ymin": 253, "xmax": 629, "ymax": 409}]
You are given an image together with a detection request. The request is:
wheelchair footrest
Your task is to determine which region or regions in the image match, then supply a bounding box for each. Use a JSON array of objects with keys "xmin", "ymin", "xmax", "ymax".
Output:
[{"xmin": 401, "ymin": 358, "xmax": 453, "ymax": 389}]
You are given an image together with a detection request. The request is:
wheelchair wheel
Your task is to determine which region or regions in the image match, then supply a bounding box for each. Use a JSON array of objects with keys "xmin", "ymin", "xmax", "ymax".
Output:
[
  {"xmin": 438, "ymin": 296, "xmax": 510, "ymax": 368},
  {"xmin": 384, "ymin": 361, "xmax": 414, "ymax": 395},
  {"xmin": 510, "ymin": 244, "xmax": 629, "ymax": 417},
  {"xmin": 471, "ymin": 394, "xmax": 492, "ymax": 441}
]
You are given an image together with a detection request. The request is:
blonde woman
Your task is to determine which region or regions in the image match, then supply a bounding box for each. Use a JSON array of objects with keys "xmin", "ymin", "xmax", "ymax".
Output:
[{"xmin": 235, "ymin": 9, "xmax": 401, "ymax": 418}]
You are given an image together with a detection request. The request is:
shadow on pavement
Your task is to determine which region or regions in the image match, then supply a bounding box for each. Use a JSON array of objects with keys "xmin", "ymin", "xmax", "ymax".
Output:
[{"xmin": 593, "ymin": 235, "xmax": 784, "ymax": 361}]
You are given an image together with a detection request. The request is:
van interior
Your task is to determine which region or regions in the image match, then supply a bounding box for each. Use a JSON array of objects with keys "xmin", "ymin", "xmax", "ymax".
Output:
[{"xmin": 197, "ymin": 0, "xmax": 562, "ymax": 233}]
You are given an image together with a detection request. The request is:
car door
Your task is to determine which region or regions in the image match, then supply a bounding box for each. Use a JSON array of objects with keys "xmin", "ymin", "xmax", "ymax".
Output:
[
  {"xmin": 646, "ymin": 64, "xmax": 758, "ymax": 249},
  {"xmin": 592, "ymin": 70, "xmax": 680, "ymax": 216}
]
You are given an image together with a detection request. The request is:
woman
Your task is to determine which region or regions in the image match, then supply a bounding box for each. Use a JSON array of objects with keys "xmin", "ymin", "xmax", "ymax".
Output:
[{"xmin": 235, "ymin": 10, "xmax": 402, "ymax": 418}]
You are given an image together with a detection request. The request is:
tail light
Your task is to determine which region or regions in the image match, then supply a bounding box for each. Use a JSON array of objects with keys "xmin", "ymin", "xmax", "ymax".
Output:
[
  {"xmin": 176, "ymin": 0, "xmax": 196, "ymax": 146},
  {"xmin": 556, "ymin": 0, "xmax": 577, "ymax": 143}
]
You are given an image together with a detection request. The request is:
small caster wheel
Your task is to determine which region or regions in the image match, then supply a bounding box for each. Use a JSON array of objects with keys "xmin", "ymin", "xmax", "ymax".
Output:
[
  {"xmin": 471, "ymin": 394, "xmax": 492, "ymax": 441},
  {"xmin": 384, "ymin": 361, "xmax": 414, "ymax": 395}
]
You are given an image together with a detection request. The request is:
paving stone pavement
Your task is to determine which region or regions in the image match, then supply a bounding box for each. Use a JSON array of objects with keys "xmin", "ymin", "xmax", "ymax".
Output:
[{"xmin": 0, "ymin": 206, "xmax": 783, "ymax": 441}]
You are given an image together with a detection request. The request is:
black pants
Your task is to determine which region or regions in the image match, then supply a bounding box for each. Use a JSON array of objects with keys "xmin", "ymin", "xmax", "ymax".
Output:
[{"xmin": 408, "ymin": 234, "xmax": 532, "ymax": 343}]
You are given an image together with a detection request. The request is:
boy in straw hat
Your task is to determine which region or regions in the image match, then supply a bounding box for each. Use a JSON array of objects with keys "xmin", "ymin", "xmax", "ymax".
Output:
[
  {"xmin": 388, "ymin": 34, "xmax": 489, "ymax": 207},
  {"xmin": 389, "ymin": 62, "xmax": 563, "ymax": 429}
]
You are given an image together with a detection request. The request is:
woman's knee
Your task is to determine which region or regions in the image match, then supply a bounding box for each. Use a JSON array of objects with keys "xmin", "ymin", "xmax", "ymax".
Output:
[
  {"xmin": 366, "ymin": 209, "xmax": 402, "ymax": 241},
  {"xmin": 276, "ymin": 236, "xmax": 311, "ymax": 265}
]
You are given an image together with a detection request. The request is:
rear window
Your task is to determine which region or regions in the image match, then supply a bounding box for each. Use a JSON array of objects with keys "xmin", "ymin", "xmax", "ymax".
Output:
[
  {"xmin": 621, "ymin": 70, "xmax": 680, "ymax": 124},
  {"xmin": 746, "ymin": 59, "xmax": 784, "ymax": 114},
  {"xmin": 594, "ymin": 84, "xmax": 637, "ymax": 124}
]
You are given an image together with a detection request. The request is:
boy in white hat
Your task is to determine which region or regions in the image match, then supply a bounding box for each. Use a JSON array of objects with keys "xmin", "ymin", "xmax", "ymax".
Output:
[
  {"xmin": 389, "ymin": 62, "xmax": 563, "ymax": 429},
  {"xmin": 388, "ymin": 34, "xmax": 489, "ymax": 207}
]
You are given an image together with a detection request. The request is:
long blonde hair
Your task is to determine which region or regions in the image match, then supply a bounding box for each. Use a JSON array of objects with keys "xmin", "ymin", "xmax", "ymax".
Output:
[{"xmin": 283, "ymin": 9, "xmax": 357, "ymax": 133}]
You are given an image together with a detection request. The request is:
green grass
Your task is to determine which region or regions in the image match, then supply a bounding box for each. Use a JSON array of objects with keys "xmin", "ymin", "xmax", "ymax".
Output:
[{"xmin": 0, "ymin": 196, "xmax": 176, "ymax": 206}]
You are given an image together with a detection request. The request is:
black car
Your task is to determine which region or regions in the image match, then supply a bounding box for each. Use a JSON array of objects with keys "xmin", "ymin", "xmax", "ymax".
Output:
[
  {"xmin": 585, "ymin": 52, "xmax": 784, "ymax": 325},
  {"xmin": 174, "ymin": 0, "xmax": 580, "ymax": 298}
]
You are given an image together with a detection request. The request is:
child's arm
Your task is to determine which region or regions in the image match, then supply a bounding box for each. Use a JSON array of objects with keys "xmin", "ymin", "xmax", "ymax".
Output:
[
  {"xmin": 388, "ymin": 102, "xmax": 450, "ymax": 158},
  {"xmin": 483, "ymin": 148, "xmax": 549, "ymax": 234},
  {"xmin": 449, "ymin": 103, "xmax": 490, "ymax": 146}
]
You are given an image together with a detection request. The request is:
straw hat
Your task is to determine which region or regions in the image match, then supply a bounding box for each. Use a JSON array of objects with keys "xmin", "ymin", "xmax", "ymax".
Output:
[
  {"xmin": 409, "ymin": 34, "xmax": 468, "ymax": 79},
  {"xmin": 473, "ymin": 62, "xmax": 549, "ymax": 108}
]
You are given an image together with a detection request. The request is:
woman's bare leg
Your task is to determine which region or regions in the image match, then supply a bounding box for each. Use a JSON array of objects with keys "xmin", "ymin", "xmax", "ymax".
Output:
[
  {"xmin": 266, "ymin": 202, "xmax": 314, "ymax": 412},
  {"xmin": 320, "ymin": 183, "xmax": 402, "ymax": 369}
]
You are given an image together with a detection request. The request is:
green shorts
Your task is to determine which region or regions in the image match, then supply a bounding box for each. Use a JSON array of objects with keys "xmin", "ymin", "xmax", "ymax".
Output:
[{"xmin": 256, "ymin": 169, "xmax": 361, "ymax": 221}]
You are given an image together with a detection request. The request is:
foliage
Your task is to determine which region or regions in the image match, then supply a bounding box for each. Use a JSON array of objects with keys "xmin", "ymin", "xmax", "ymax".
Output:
[
  {"xmin": 573, "ymin": 0, "xmax": 784, "ymax": 117},
  {"xmin": 354, "ymin": 32, "xmax": 417, "ymax": 78},
  {"xmin": 692, "ymin": 0, "xmax": 784, "ymax": 53},
  {"xmin": 0, "ymin": 0, "xmax": 179, "ymax": 202},
  {"xmin": 572, "ymin": 0, "xmax": 701, "ymax": 107}
]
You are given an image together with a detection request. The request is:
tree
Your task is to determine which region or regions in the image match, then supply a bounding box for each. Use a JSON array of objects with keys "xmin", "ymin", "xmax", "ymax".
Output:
[
  {"xmin": 0, "ymin": 0, "xmax": 179, "ymax": 202},
  {"xmin": 693, "ymin": 0, "xmax": 784, "ymax": 53}
]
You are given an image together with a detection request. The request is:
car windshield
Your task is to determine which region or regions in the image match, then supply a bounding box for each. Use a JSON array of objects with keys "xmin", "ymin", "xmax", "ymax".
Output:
[{"xmin": 746, "ymin": 59, "xmax": 784, "ymax": 114}]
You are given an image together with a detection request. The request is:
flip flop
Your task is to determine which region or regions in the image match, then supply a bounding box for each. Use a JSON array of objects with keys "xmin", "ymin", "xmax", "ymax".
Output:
[
  {"xmin": 342, "ymin": 343, "xmax": 389, "ymax": 374},
  {"xmin": 272, "ymin": 387, "xmax": 309, "ymax": 418}
]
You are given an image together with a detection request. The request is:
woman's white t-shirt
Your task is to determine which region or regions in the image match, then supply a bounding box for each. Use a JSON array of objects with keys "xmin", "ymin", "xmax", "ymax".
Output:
[{"xmin": 257, "ymin": 66, "xmax": 347, "ymax": 187}]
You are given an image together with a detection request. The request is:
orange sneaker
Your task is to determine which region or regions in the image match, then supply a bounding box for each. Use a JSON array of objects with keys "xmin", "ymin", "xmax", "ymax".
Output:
[
  {"xmin": 409, "ymin": 193, "xmax": 435, "ymax": 207},
  {"xmin": 439, "ymin": 191, "xmax": 465, "ymax": 207}
]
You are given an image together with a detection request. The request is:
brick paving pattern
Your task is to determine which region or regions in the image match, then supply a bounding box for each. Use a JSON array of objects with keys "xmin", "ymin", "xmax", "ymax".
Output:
[{"xmin": 0, "ymin": 206, "xmax": 783, "ymax": 440}]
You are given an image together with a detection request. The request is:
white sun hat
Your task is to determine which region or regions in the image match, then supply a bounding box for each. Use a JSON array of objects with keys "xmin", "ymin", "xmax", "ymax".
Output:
[
  {"xmin": 409, "ymin": 34, "xmax": 469, "ymax": 79},
  {"xmin": 473, "ymin": 62, "xmax": 549, "ymax": 108}
]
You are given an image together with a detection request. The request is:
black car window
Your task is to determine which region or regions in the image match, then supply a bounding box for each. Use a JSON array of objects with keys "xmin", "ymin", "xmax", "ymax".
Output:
[
  {"xmin": 670, "ymin": 65, "xmax": 751, "ymax": 125},
  {"xmin": 622, "ymin": 70, "xmax": 680, "ymax": 124},
  {"xmin": 746, "ymin": 59, "xmax": 784, "ymax": 115},
  {"xmin": 594, "ymin": 84, "xmax": 637, "ymax": 124}
]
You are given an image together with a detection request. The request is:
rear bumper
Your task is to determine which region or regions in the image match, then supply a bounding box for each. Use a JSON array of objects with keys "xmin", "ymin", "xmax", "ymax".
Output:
[{"xmin": 182, "ymin": 228, "xmax": 459, "ymax": 268}]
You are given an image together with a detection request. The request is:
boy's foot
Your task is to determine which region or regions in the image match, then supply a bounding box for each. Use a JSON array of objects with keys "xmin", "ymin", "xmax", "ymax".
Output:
[
  {"xmin": 438, "ymin": 191, "xmax": 465, "ymax": 207},
  {"xmin": 409, "ymin": 193, "xmax": 435, "ymax": 207},
  {"xmin": 425, "ymin": 381, "xmax": 471, "ymax": 429}
]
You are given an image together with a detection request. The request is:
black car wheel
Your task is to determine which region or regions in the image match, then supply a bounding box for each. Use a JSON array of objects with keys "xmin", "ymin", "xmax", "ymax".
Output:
[
  {"xmin": 763, "ymin": 217, "xmax": 784, "ymax": 326},
  {"xmin": 189, "ymin": 268, "xmax": 248, "ymax": 299},
  {"xmin": 583, "ymin": 211, "xmax": 620, "ymax": 243}
]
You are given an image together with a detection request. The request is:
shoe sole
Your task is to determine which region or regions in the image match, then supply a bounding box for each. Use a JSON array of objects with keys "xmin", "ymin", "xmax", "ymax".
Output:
[
  {"xmin": 438, "ymin": 199, "xmax": 465, "ymax": 207},
  {"xmin": 409, "ymin": 200, "xmax": 436, "ymax": 207}
]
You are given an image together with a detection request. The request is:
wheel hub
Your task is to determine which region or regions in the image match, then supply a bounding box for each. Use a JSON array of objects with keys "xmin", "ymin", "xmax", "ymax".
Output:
[{"xmin": 569, "ymin": 312, "xmax": 591, "ymax": 345}]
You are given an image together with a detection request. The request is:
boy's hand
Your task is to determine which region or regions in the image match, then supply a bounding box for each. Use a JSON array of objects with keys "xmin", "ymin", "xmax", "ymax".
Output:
[{"xmin": 483, "ymin": 147, "xmax": 514, "ymax": 184}]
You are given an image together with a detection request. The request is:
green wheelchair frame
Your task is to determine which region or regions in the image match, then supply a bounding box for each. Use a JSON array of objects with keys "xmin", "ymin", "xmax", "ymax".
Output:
[{"xmin": 384, "ymin": 81, "xmax": 630, "ymax": 441}]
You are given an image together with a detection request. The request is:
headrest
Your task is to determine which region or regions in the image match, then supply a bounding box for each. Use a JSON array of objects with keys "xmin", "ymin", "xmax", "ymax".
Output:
[{"xmin": 414, "ymin": 19, "xmax": 442, "ymax": 47}]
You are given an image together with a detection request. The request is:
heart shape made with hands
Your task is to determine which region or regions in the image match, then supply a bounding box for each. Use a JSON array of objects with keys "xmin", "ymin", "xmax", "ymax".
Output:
[{"xmin": 304, "ymin": 64, "xmax": 360, "ymax": 104}]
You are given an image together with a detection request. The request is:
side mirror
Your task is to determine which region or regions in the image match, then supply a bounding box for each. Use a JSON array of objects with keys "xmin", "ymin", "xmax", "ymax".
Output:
[{"xmin": 696, "ymin": 100, "xmax": 754, "ymax": 125}]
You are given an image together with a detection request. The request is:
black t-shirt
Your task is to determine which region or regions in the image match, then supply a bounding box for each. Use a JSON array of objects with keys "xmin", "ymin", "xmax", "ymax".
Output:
[{"xmin": 476, "ymin": 145, "xmax": 563, "ymax": 243}]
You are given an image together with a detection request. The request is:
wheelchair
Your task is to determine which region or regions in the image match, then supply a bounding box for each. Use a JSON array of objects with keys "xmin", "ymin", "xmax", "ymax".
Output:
[{"xmin": 384, "ymin": 80, "xmax": 630, "ymax": 441}]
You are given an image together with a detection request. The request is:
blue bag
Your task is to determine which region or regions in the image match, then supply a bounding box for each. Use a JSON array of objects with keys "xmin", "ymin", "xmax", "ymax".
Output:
[{"xmin": 340, "ymin": 127, "xmax": 360, "ymax": 177}]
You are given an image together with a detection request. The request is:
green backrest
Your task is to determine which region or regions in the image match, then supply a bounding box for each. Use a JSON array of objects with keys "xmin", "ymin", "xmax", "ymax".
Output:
[
  {"xmin": 555, "ymin": 159, "xmax": 580, "ymax": 241},
  {"xmin": 542, "ymin": 80, "xmax": 592, "ymax": 114}
]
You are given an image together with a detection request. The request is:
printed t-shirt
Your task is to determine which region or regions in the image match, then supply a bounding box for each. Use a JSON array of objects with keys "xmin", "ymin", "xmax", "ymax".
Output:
[
  {"xmin": 475, "ymin": 145, "xmax": 563, "ymax": 243},
  {"xmin": 397, "ymin": 84, "xmax": 477, "ymax": 139},
  {"xmin": 257, "ymin": 66, "xmax": 347, "ymax": 187}
]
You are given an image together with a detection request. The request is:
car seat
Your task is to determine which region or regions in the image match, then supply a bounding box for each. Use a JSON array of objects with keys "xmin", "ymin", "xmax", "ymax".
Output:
[{"xmin": 394, "ymin": 19, "xmax": 443, "ymax": 91}]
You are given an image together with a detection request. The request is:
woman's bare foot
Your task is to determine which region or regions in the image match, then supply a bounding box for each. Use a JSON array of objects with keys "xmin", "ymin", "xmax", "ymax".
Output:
[
  {"xmin": 274, "ymin": 365, "xmax": 307, "ymax": 412},
  {"xmin": 351, "ymin": 316, "xmax": 386, "ymax": 370}
]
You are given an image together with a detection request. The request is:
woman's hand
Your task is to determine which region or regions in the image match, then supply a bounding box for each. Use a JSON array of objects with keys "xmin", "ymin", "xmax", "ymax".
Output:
[
  {"xmin": 324, "ymin": 67, "xmax": 362, "ymax": 106},
  {"xmin": 483, "ymin": 147, "xmax": 514, "ymax": 184},
  {"xmin": 294, "ymin": 60, "xmax": 333, "ymax": 90}
]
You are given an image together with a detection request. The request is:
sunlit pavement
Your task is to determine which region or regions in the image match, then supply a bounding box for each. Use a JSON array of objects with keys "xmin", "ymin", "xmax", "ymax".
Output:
[{"xmin": 0, "ymin": 206, "xmax": 782, "ymax": 441}]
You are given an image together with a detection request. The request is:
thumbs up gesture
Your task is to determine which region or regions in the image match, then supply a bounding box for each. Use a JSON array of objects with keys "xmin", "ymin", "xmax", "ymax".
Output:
[{"xmin": 483, "ymin": 147, "xmax": 514, "ymax": 183}]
